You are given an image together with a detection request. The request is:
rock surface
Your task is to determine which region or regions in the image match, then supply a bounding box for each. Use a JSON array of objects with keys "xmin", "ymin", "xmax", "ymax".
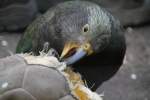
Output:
[
  {"xmin": 0, "ymin": 0, "xmax": 38, "ymax": 32},
  {"xmin": 0, "ymin": 54, "xmax": 75, "ymax": 100},
  {"xmin": 97, "ymin": 26, "xmax": 150, "ymax": 100},
  {"xmin": 0, "ymin": 0, "xmax": 150, "ymax": 32}
]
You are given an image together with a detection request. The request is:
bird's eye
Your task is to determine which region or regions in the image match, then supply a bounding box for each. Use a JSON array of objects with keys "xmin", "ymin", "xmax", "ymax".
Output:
[
  {"xmin": 83, "ymin": 43, "xmax": 90, "ymax": 50},
  {"xmin": 82, "ymin": 24, "xmax": 90, "ymax": 33}
]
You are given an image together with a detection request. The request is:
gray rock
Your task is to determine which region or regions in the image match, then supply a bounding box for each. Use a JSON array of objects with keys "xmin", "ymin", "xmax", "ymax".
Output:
[
  {"xmin": 0, "ymin": 54, "xmax": 75, "ymax": 100},
  {"xmin": 0, "ymin": 0, "xmax": 38, "ymax": 32},
  {"xmin": 36, "ymin": 0, "xmax": 69, "ymax": 12}
]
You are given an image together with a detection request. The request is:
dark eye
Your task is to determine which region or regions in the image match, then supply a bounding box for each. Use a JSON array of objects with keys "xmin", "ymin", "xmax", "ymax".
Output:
[{"xmin": 82, "ymin": 24, "xmax": 89, "ymax": 33}]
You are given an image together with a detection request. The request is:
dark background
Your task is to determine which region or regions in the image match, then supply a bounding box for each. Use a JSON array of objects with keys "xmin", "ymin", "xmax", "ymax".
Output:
[{"xmin": 0, "ymin": 0, "xmax": 150, "ymax": 99}]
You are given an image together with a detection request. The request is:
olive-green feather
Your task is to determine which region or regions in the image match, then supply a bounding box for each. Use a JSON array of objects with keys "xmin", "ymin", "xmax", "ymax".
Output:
[
  {"xmin": 16, "ymin": 29, "xmax": 33, "ymax": 53},
  {"xmin": 16, "ymin": 14, "xmax": 47, "ymax": 53}
]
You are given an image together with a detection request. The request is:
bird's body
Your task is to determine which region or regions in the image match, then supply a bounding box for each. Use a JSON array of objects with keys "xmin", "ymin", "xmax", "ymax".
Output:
[
  {"xmin": 16, "ymin": 1, "xmax": 126, "ymax": 91},
  {"xmin": 73, "ymin": 28, "xmax": 126, "ymax": 90}
]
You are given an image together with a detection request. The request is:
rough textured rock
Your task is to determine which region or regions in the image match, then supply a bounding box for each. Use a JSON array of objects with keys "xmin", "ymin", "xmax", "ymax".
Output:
[
  {"xmin": 0, "ymin": 0, "xmax": 38, "ymax": 32},
  {"xmin": 0, "ymin": 54, "xmax": 76, "ymax": 100},
  {"xmin": 80, "ymin": 0, "xmax": 150, "ymax": 26},
  {"xmin": 0, "ymin": 54, "xmax": 103, "ymax": 100},
  {"xmin": 107, "ymin": 0, "xmax": 150, "ymax": 26},
  {"xmin": 97, "ymin": 26, "xmax": 150, "ymax": 100},
  {"xmin": 35, "ymin": 0, "xmax": 69, "ymax": 12},
  {"xmin": 1, "ymin": 0, "xmax": 150, "ymax": 32}
]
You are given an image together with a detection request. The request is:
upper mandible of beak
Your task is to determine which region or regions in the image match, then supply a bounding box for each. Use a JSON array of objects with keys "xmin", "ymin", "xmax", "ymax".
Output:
[
  {"xmin": 60, "ymin": 41, "xmax": 93, "ymax": 65},
  {"xmin": 60, "ymin": 41, "xmax": 80, "ymax": 59}
]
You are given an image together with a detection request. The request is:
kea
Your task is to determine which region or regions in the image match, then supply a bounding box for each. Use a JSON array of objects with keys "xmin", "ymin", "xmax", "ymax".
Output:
[{"xmin": 16, "ymin": 1, "xmax": 126, "ymax": 91}]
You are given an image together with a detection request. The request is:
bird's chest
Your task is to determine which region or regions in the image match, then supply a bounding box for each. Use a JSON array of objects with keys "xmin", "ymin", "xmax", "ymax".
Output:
[
  {"xmin": 72, "ymin": 49, "xmax": 121, "ymax": 90},
  {"xmin": 73, "ymin": 48, "xmax": 120, "ymax": 68}
]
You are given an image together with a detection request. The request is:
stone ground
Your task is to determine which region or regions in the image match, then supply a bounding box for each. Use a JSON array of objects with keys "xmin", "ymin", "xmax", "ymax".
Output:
[{"xmin": 0, "ymin": 25, "xmax": 150, "ymax": 100}]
